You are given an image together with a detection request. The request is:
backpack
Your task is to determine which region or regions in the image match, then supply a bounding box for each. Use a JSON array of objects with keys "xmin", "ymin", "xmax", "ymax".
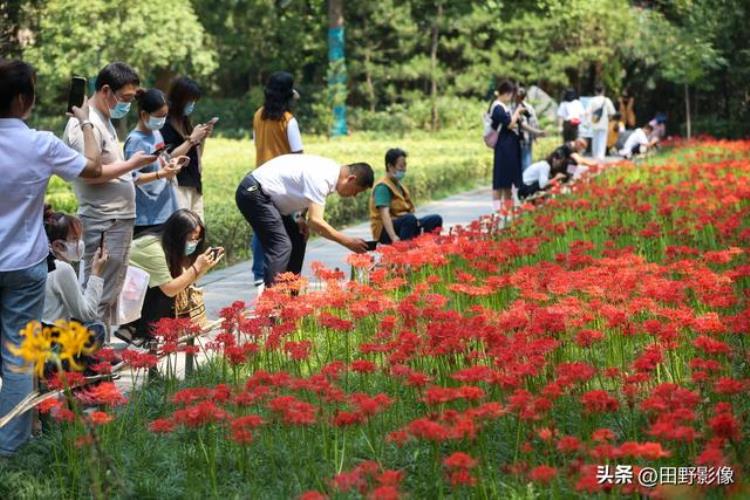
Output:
[
  {"xmin": 482, "ymin": 102, "xmax": 501, "ymax": 148},
  {"xmin": 591, "ymin": 97, "xmax": 608, "ymax": 124}
]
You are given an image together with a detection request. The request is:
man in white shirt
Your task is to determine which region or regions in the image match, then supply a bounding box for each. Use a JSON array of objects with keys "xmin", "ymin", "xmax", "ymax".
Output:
[
  {"xmin": 0, "ymin": 59, "xmax": 101, "ymax": 456},
  {"xmin": 586, "ymin": 84, "xmax": 616, "ymax": 160},
  {"xmin": 619, "ymin": 124, "xmax": 654, "ymax": 159},
  {"xmin": 235, "ymin": 154, "xmax": 373, "ymax": 286}
]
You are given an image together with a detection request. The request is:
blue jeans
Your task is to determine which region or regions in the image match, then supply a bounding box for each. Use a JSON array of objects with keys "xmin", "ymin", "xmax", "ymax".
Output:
[
  {"xmin": 0, "ymin": 260, "xmax": 47, "ymax": 456},
  {"xmin": 251, "ymin": 234, "xmax": 265, "ymax": 282},
  {"xmin": 521, "ymin": 143, "xmax": 533, "ymax": 171}
]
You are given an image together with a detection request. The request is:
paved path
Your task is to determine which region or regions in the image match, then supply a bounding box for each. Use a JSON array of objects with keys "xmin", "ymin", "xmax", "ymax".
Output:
[{"xmin": 197, "ymin": 186, "xmax": 496, "ymax": 318}]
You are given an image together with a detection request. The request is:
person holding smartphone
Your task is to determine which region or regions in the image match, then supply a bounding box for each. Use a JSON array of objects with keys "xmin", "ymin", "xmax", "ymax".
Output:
[
  {"xmin": 118, "ymin": 209, "xmax": 222, "ymax": 342},
  {"xmin": 62, "ymin": 62, "xmax": 157, "ymax": 337},
  {"xmin": 369, "ymin": 148, "xmax": 443, "ymax": 244},
  {"xmin": 125, "ymin": 88, "xmax": 188, "ymax": 237},
  {"xmin": 0, "ymin": 59, "xmax": 102, "ymax": 456},
  {"xmin": 161, "ymin": 77, "xmax": 213, "ymax": 222}
]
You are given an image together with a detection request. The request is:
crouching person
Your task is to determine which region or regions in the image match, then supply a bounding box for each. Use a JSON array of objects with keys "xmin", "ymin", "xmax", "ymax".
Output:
[
  {"xmin": 117, "ymin": 209, "xmax": 222, "ymax": 343},
  {"xmin": 236, "ymin": 154, "xmax": 373, "ymax": 287},
  {"xmin": 42, "ymin": 206, "xmax": 108, "ymax": 347},
  {"xmin": 518, "ymin": 150, "xmax": 568, "ymax": 200},
  {"xmin": 369, "ymin": 148, "xmax": 443, "ymax": 244}
]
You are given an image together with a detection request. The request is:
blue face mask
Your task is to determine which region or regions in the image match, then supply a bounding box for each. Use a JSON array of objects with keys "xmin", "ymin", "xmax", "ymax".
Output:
[
  {"xmin": 184, "ymin": 101, "xmax": 196, "ymax": 116},
  {"xmin": 109, "ymin": 96, "xmax": 131, "ymax": 120},
  {"xmin": 146, "ymin": 115, "xmax": 166, "ymax": 131},
  {"xmin": 393, "ymin": 170, "xmax": 406, "ymax": 181},
  {"xmin": 185, "ymin": 240, "xmax": 199, "ymax": 256}
]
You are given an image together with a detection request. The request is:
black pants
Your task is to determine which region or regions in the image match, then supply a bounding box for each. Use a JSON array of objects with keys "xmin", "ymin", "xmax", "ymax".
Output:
[
  {"xmin": 517, "ymin": 181, "xmax": 541, "ymax": 200},
  {"xmin": 379, "ymin": 213, "xmax": 443, "ymax": 244},
  {"xmin": 235, "ymin": 175, "xmax": 306, "ymax": 287},
  {"xmin": 133, "ymin": 223, "xmax": 163, "ymax": 238}
]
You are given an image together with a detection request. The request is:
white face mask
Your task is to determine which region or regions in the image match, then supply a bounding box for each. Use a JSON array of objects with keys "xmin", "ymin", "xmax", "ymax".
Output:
[{"xmin": 59, "ymin": 239, "xmax": 85, "ymax": 262}]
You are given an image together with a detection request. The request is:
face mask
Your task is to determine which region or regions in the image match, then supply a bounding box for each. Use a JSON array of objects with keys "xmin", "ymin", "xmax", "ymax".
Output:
[
  {"xmin": 393, "ymin": 170, "xmax": 406, "ymax": 181},
  {"xmin": 185, "ymin": 240, "xmax": 199, "ymax": 256},
  {"xmin": 146, "ymin": 115, "xmax": 166, "ymax": 130},
  {"xmin": 109, "ymin": 93, "xmax": 131, "ymax": 119},
  {"xmin": 184, "ymin": 101, "xmax": 196, "ymax": 116},
  {"xmin": 60, "ymin": 240, "xmax": 85, "ymax": 262}
]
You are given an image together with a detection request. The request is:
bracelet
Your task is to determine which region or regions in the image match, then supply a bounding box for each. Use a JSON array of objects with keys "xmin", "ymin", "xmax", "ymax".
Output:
[
  {"xmin": 191, "ymin": 264, "xmax": 199, "ymax": 277},
  {"xmin": 156, "ymin": 170, "xmax": 160, "ymax": 180}
]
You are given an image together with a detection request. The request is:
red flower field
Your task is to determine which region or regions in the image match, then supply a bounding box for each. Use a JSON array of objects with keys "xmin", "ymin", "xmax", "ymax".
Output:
[{"xmin": 4, "ymin": 139, "xmax": 749, "ymax": 498}]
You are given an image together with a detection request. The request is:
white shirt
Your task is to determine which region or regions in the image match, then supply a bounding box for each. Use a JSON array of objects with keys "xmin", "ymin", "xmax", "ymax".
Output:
[
  {"xmin": 587, "ymin": 95, "xmax": 616, "ymax": 130},
  {"xmin": 0, "ymin": 119, "xmax": 86, "ymax": 271},
  {"xmin": 523, "ymin": 161, "xmax": 551, "ymax": 188},
  {"xmin": 43, "ymin": 259, "xmax": 103, "ymax": 323},
  {"xmin": 619, "ymin": 128, "xmax": 649, "ymax": 157},
  {"xmin": 252, "ymin": 154, "xmax": 340, "ymax": 215},
  {"xmin": 557, "ymin": 100, "xmax": 585, "ymax": 121},
  {"xmin": 286, "ymin": 118, "xmax": 303, "ymax": 152}
]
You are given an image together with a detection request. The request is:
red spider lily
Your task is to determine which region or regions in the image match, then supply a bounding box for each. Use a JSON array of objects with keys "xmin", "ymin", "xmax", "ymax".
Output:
[
  {"xmin": 120, "ymin": 349, "xmax": 158, "ymax": 369},
  {"xmin": 173, "ymin": 400, "xmax": 228, "ymax": 428},
  {"xmin": 89, "ymin": 411, "xmax": 113, "ymax": 426},
  {"xmin": 47, "ymin": 371, "xmax": 86, "ymax": 390},
  {"xmin": 350, "ymin": 359, "xmax": 377, "ymax": 374},
  {"xmin": 283, "ymin": 340, "xmax": 312, "ymax": 361},
  {"xmin": 38, "ymin": 397, "xmax": 62, "ymax": 414},
  {"xmin": 443, "ymin": 452, "xmax": 477, "ymax": 469},
  {"xmin": 580, "ymin": 390, "xmax": 619, "ymax": 414},
  {"xmin": 299, "ymin": 491, "xmax": 328, "ymax": 500},
  {"xmin": 268, "ymin": 396, "xmax": 316, "ymax": 426},
  {"xmin": 317, "ymin": 311, "xmax": 354, "ymax": 332},
  {"xmin": 149, "ymin": 418, "xmax": 176, "ymax": 433},
  {"xmin": 88, "ymin": 382, "xmax": 127, "ymax": 407},
  {"xmin": 529, "ymin": 465, "xmax": 557, "ymax": 484},
  {"xmin": 617, "ymin": 441, "xmax": 671, "ymax": 459}
]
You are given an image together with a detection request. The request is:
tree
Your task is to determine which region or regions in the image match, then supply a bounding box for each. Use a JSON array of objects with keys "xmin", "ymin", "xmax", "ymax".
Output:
[{"xmin": 22, "ymin": 0, "xmax": 217, "ymax": 110}]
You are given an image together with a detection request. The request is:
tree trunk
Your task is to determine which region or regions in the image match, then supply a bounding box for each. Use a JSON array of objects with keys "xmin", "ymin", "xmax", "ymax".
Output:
[
  {"xmin": 328, "ymin": 0, "xmax": 348, "ymax": 137},
  {"xmin": 430, "ymin": 2, "xmax": 443, "ymax": 131},
  {"xmin": 364, "ymin": 48, "xmax": 376, "ymax": 112},
  {"xmin": 684, "ymin": 83, "xmax": 692, "ymax": 139}
]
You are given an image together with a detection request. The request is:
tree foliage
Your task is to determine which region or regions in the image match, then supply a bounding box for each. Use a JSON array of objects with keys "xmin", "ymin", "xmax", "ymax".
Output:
[{"xmin": 11, "ymin": 0, "xmax": 750, "ymax": 136}]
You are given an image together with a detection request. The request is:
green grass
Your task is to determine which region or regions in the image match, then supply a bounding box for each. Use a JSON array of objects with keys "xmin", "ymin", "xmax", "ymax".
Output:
[{"xmin": 46, "ymin": 131, "xmax": 557, "ymax": 265}]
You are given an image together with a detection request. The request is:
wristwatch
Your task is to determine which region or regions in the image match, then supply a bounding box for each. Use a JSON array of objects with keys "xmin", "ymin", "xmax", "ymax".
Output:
[{"xmin": 79, "ymin": 120, "xmax": 93, "ymax": 129}]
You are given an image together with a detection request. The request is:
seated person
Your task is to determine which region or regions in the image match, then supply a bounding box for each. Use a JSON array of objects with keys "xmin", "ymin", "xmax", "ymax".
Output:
[
  {"xmin": 607, "ymin": 112, "xmax": 625, "ymax": 154},
  {"xmin": 552, "ymin": 138, "xmax": 596, "ymax": 179},
  {"xmin": 648, "ymin": 113, "xmax": 667, "ymax": 144},
  {"xmin": 619, "ymin": 124, "xmax": 654, "ymax": 159},
  {"xmin": 518, "ymin": 150, "xmax": 568, "ymax": 200},
  {"xmin": 42, "ymin": 205, "xmax": 108, "ymax": 346},
  {"xmin": 118, "ymin": 209, "xmax": 222, "ymax": 342},
  {"xmin": 369, "ymin": 148, "xmax": 443, "ymax": 244}
]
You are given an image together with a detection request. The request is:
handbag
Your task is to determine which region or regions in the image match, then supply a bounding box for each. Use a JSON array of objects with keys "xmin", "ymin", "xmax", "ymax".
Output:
[
  {"xmin": 591, "ymin": 98, "xmax": 607, "ymax": 124},
  {"xmin": 174, "ymin": 284, "xmax": 208, "ymax": 328},
  {"xmin": 482, "ymin": 102, "xmax": 501, "ymax": 148},
  {"xmin": 116, "ymin": 266, "xmax": 150, "ymax": 325}
]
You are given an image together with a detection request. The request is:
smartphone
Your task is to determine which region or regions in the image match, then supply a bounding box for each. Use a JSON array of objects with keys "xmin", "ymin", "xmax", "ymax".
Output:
[
  {"xmin": 366, "ymin": 240, "xmax": 378, "ymax": 251},
  {"xmin": 99, "ymin": 232, "xmax": 105, "ymax": 250},
  {"xmin": 67, "ymin": 76, "xmax": 87, "ymax": 113},
  {"xmin": 152, "ymin": 144, "xmax": 167, "ymax": 157},
  {"xmin": 207, "ymin": 117, "xmax": 219, "ymax": 125},
  {"xmin": 209, "ymin": 247, "xmax": 222, "ymax": 260}
]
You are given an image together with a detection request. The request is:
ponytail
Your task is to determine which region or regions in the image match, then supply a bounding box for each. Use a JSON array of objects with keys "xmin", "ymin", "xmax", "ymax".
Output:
[{"xmin": 43, "ymin": 204, "xmax": 82, "ymax": 243}]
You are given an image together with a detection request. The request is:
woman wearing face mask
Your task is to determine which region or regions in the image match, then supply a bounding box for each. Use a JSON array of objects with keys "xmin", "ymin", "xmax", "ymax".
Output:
[
  {"xmin": 369, "ymin": 148, "xmax": 443, "ymax": 244},
  {"xmin": 42, "ymin": 206, "xmax": 109, "ymax": 326},
  {"xmin": 161, "ymin": 77, "xmax": 212, "ymax": 221},
  {"xmin": 117, "ymin": 209, "xmax": 222, "ymax": 342},
  {"xmin": 125, "ymin": 89, "xmax": 187, "ymax": 237}
]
